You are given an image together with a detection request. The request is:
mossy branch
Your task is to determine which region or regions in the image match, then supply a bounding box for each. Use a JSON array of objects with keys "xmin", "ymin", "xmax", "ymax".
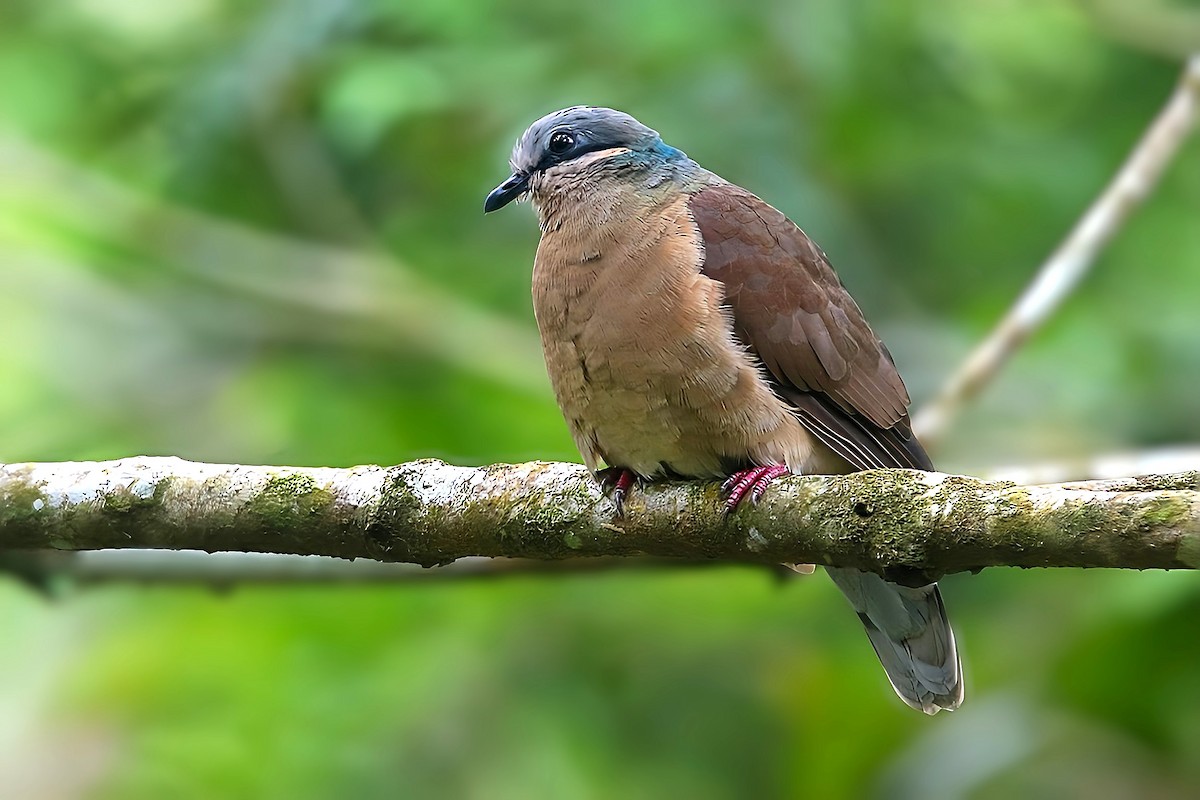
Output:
[{"xmin": 2, "ymin": 457, "xmax": 1200, "ymax": 584}]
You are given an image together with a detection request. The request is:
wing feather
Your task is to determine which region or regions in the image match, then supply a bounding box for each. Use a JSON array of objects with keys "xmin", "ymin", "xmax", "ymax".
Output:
[
  {"xmin": 688, "ymin": 182, "xmax": 958, "ymax": 713},
  {"xmin": 688, "ymin": 183, "xmax": 931, "ymax": 471}
]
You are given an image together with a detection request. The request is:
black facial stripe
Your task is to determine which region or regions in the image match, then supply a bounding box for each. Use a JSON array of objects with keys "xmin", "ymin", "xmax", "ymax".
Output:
[{"xmin": 534, "ymin": 140, "xmax": 615, "ymax": 173}]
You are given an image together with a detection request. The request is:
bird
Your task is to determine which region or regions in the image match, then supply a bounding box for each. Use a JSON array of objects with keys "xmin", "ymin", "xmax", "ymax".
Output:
[{"xmin": 484, "ymin": 106, "xmax": 963, "ymax": 714}]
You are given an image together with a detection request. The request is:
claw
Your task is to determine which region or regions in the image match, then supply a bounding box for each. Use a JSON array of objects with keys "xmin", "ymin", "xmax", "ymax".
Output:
[
  {"xmin": 596, "ymin": 467, "xmax": 637, "ymax": 517},
  {"xmin": 721, "ymin": 464, "xmax": 790, "ymax": 513}
]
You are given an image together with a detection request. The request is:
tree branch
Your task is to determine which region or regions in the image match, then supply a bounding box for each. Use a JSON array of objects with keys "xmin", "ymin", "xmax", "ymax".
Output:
[
  {"xmin": 914, "ymin": 54, "xmax": 1200, "ymax": 447},
  {"xmin": 2, "ymin": 457, "xmax": 1199, "ymax": 586},
  {"xmin": 984, "ymin": 445, "xmax": 1200, "ymax": 486},
  {"xmin": 0, "ymin": 550, "xmax": 704, "ymax": 591}
]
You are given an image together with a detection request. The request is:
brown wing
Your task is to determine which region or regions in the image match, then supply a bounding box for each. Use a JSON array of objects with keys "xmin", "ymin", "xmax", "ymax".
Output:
[{"xmin": 689, "ymin": 183, "xmax": 932, "ymax": 472}]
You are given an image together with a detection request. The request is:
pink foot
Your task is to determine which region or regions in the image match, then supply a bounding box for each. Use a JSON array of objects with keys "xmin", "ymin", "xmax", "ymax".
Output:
[
  {"xmin": 721, "ymin": 464, "xmax": 791, "ymax": 513},
  {"xmin": 596, "ymin": 467, "xmax": 637, "ymax": 517}
]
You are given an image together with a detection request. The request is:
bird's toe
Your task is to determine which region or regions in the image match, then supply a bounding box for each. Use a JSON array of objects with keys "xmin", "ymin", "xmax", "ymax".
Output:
[
  {"xmin": 596, "ymin": 467, "xmax": 637, "ymax": 518},
  {"xmin": 722, "ymin": 464, "xmax": 790, "ymax": 513}
]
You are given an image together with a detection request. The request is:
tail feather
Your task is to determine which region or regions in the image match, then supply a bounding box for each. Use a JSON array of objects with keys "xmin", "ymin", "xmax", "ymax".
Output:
[{"xmin": 826, "ymin": 567, "xmax": 963, "ymax": 714}]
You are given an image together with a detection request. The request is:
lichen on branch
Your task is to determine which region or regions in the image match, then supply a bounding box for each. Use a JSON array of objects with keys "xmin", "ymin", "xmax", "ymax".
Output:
[{"xmin": 1, "ymin": 457, "xmax": 1199, "ymax": 582}]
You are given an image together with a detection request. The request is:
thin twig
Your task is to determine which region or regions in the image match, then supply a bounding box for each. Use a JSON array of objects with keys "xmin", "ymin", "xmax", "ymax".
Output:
[
  {"xmin": 914, "ymin": 55, "xmax": 1200, "ymax": 447},
  {"xmin": 0, "ymin": 550, "xmax": 719, "ymax": 590},
  {"xmin": 982, "ymin": 445, "xmax": 1200, "ymax": 486}
]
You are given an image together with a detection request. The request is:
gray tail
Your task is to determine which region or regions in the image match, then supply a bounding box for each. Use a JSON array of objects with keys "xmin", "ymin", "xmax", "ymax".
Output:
[{"xmin": 825, "ymin": 567, "xmax": 963, "ymax": 714}]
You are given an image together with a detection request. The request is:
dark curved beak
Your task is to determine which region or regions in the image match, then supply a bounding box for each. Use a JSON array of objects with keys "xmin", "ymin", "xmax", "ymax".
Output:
[{"xmin": 484, "ymin": 172, "xmax": 529, "ymax": 213}]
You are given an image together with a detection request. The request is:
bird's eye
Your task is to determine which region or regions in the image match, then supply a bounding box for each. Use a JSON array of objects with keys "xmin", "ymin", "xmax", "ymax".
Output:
[{"xmin": 548, "ymin": 131, "xmax": 575, "ymax": 155}]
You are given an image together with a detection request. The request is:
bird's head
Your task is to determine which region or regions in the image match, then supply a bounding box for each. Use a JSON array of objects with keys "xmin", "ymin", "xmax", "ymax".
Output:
[{"xmin": 484, "ymin": 106, "xmax": 687, "ymax": 213}]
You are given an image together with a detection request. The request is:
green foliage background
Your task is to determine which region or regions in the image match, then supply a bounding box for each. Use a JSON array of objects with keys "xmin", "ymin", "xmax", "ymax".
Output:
[{"xmin": 2, "ymin": 0, "xmax": 1199, "ymax": 797}]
